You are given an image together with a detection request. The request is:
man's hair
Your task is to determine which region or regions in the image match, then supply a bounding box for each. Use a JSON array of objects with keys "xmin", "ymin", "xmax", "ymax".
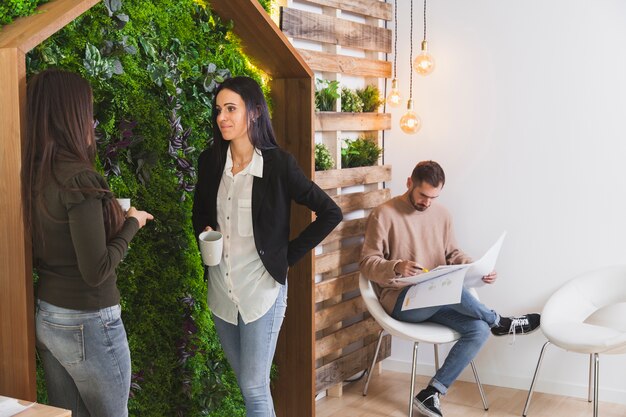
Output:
[{"xmin": 411, "ymin": 160, "xmax": 445, "ymax": 188}]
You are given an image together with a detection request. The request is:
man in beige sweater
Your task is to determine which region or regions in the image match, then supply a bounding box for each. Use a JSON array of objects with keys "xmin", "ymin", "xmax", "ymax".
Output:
[{"xmin": 360, "ymin": 161, "xmax": 539, "ymax": 417}]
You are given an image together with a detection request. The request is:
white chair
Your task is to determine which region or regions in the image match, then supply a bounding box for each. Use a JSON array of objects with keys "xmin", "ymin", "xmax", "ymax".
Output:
[
  {"xmin": 522, "ymin": 265, "xmax": 626, "ymax": 417},
  {"xmin": 359, "ymin": 274, "xmax": 489, "ymax": 416}
]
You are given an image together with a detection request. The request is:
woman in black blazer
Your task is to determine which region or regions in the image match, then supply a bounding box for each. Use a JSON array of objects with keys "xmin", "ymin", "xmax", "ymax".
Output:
[{"xmin": 192, "ymin": 76, "xmax": 342, "ymax": 416}]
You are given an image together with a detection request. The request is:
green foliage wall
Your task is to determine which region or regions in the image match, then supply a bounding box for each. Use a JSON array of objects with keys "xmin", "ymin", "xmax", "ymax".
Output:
[
  {"xmin": 0, "ymin": 0, "xmax": 48, "ymax": 27},
  {"xmin": 22, "ymin": 0, "xmax": 273, "ymax": 415}
]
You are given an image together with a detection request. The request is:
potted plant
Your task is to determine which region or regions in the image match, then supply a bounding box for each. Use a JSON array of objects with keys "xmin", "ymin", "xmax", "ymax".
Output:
[
  {"xmin": 315, "ymin": 78, "xmax": 340, "ymax": 111},
  {"xmin": 356, "ymin": 85, "xmax": 383, "ymax": 112},
  {"xmin": 341, "ymin": 137, "xmax": 383, "ymax": 168},
  {"xmin": 340, "ymin": 87, "xmax": 364, "ymax": 112},
  {"xmin": 315, "ymin": 143, "xmax": 335, "ymax": 171}
]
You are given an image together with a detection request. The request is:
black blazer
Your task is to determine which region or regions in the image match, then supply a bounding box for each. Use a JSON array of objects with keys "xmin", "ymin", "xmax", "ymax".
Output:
[{"xmin": 192, "ymin": 146, "xmax": 342, "ymax": 284}]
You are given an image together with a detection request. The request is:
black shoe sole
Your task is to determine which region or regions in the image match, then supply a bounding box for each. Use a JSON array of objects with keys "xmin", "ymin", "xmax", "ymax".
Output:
[
  {"xmin": 414, "ymin": 400, "xmax": 443, "ymax": 417},
  {"xmin": 491, "ymin": 326, "xmax": 541, "ymax": 337}
]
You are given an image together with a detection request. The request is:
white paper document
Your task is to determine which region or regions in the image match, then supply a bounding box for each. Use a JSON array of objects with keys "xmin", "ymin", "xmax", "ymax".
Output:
[
  {"xmin": 397, "ymin": 232, "xmax": 506, "ymax": 311},
  {"xmin": 0, "ymin": 396, "xmax": 35, "ymax": 417}
]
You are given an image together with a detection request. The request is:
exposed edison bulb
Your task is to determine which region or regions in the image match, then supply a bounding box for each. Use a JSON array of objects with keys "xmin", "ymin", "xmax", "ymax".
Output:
[
  {"xmin": 413, "ymin": 40, "xmax": 435, "ymax": 76},
  {"xmin": 400, "ymin": 99, "xmax": 421, "ymax": 134},
  {"xmin": 386, "ymin": 78, "xmax": 402, "ymax": 107}
]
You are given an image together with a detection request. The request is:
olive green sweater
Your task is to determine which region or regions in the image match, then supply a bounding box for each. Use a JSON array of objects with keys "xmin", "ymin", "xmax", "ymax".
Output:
[
  {"xmin": 33, "ymin": 161, "xmax": 139, "ymax": 310},
  {"xmin": 360, "ymin": 195, "xmax": 472, "ymax": 314}
]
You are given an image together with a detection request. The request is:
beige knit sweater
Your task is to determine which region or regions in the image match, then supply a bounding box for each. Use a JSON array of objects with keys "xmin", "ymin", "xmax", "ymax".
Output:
[{"xmin": 359, "ymin": 195, "xmax": 472, "ymax": 314}]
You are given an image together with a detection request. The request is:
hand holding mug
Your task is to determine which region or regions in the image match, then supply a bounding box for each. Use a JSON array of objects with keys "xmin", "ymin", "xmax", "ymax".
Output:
[
  {"xmin": 127, "ymin": 207, "xmax": 154, "ymax": 228},
  {"xmin": 198, "ymin": 227, "xmax": 223, "ymax": 266}
]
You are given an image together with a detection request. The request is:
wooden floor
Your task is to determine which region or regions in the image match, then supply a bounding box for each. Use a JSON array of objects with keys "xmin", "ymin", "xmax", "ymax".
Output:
[{"xmin": 316, "ymin": 371, "xmax": 626, "ymax": 417}]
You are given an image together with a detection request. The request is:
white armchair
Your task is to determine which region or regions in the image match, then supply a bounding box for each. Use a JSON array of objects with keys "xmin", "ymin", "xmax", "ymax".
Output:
[
  {"xmin": 523, "ymin": 265, "xmax": 626, "ymax": 417},
  {"xmin": 359, "ymin": 274, "xmax": 489, "ymax": 417}
]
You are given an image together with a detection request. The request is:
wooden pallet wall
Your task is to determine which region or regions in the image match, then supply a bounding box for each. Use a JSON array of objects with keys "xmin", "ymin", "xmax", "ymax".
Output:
[{"xmin": 278, "ymin": 0, "xmax": 394, "ymax": 397}]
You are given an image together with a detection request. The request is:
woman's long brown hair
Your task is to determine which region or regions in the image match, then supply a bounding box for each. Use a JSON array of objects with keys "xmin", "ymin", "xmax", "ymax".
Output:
[{"xmin": 23, "ymin": 69, "xmax": 125, "ymax": 242}]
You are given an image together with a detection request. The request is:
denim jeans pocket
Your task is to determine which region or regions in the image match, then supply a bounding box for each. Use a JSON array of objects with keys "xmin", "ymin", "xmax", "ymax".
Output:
[{"xmin": 39, "ymin": 321, "xmax": 85, "ymax": 365}]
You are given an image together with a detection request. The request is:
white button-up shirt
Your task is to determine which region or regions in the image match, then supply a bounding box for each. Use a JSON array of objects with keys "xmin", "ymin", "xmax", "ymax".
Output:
[{"xmin": 207, "ymin": 147, "xmax": 280, "ymax": 325}]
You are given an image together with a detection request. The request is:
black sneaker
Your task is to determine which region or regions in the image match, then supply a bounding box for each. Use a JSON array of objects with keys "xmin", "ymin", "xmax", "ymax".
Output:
[
  {"xmin": 414, "ymin": 388, "xmax": 443, "ymax": 417},
  {"xmin": 491, "ymin": 313, "xmax": 541, "ymax": 337}
]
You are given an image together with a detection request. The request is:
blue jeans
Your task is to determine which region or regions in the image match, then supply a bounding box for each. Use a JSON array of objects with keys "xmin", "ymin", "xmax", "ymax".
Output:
[
  {"xmin": 36, "ymin": 300, "xmax": 131, "ymax": 417},
  {"xmin": 392, "ymin": 287, "xmax": 498, "ymax": 394},
  {"xmin": 212, "ymin": 283, "xmax": 287, "ymax": 417}
]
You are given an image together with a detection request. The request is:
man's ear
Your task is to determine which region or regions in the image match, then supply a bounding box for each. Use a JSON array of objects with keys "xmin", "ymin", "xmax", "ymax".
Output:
[{"xmin": 406, "ymin": 177, "xmax": 413, "ymax": 189}]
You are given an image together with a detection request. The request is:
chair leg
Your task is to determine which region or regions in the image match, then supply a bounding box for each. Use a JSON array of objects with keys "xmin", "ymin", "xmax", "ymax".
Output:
[
  {"xmin": 522, "ymin": 341, "xmax": 551, "ymax": 417},
  {"xmin": 434, "ymin": 344, "xmax": 440, "ymax": 371},
  {"xmin": 408, "ymin": 342, "xmax": 420, "ymax": 417},
  {"xmin": 593, "ymin": 353, "xmax": 599, "ymax": 417},
  {"xmin": 470, "ymin": 360, "xmax": 489, "ymax": 410},
  {"xmin": 587, "ymin": 353, "xmax": 593, "ymax": 403},
  {"xmin": 363, "ymin": 329, "xmax": 385, "ymax": 396}
]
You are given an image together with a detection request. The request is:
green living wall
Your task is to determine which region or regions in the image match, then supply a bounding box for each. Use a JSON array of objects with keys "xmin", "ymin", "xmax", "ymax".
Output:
[
  {"xmin": 21, "ymin": 0, "xmax": 273, "ymax": 415},
  {"xmin": 0, "ymin": 0, "xmax": 49, "ymax": 27}
]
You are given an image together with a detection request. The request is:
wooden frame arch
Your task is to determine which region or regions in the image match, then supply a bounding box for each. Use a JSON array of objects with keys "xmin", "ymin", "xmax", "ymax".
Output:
[{"xmin": 0, "ymin": 1, "xmax": 314, "ymax": 415}]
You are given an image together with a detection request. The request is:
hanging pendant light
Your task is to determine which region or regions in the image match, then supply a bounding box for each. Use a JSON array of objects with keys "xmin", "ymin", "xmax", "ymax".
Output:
[
  {"xmin": 401, "ymin": 0, "xmax": 421, "ymax": 134},
  {"xmin": 413, "ymin": 0, "xmax": 435, "ymax": 76},
  {"xmin": 400, "ymin": 99, "xmax": 421, "ymax": 134},
  {"xmin": 386, "ymin": 0, "xmax": 402, "ymax": 107}
]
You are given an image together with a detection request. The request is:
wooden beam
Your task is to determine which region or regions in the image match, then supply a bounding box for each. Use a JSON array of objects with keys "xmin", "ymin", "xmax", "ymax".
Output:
[
  {"xmin": 331, "ymin": 188, "xmax": 390, "ymax": 213},
  {"xmin": 0, "ymin": 47, "xmax": 36, "ymax": 401},
  {"xmin": 281, "ymin": 8, "xmax": 391, "ymax": 53},
  {"xmin": 210, "ymin": 0, "xmax": 312, "ymax": 78},
  {"xmin": 270, "ymin": 76, "xmax": 315, "ymax": 417},
  {"xmin": 314, "ymin": 111, "xmax": 391, "ymax": 132},
  {"xmin": 316, "ymin": 316, "xmax": 380, "ymax": 359},
  {"xmin": 297, "ymin": 48, "xmax": 391, "ymax": 78},
  {"xmin": 315, "ymin": 164, "xmax": 391, "ymax": 189},
  {"xmin": 315, "ymin": 271, "xmax": 360, "ymax": 303},
  {"xmin": 315, "ymin": 296, "xmax": 367, "ymax": 331},
  {"xmin": 316, "ymin": 244, "xmax": 362, "ymax": 274},
  {"xmin": 302, "ymin": 0, "xmax": 392, "ymax": 21},
  {"xmin": 315, "ymin": 334, "xmax": 391, "ymax": 392},
  {"xmin": 319, "ymin": 217, "xmax": 367, "ymax": 245},
  {"xmin": 0, "ymin": 0, "xmax": 100, "ymax": 52}
]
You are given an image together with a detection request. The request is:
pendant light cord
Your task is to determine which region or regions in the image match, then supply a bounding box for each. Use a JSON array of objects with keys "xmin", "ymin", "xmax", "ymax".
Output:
[
  {"xmin": 392, "ymin": 0, "xmax": 398, "ymax": 79},
  {"xmin": 409, "ymin": 0, "xmax": 413, "ymax": 100},
  {"xmin": 423, "ymin": 0, "xmax": 427, "ymax": 42}
]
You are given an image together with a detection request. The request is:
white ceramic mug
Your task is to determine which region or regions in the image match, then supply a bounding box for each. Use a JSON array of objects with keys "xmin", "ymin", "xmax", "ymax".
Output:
[
  {"xmin": 116, "ymin": 198, "xmax": 131, "ymax": 212},
  {"xmin": 198, "ymin": 230, "xmax": 223, "ymax": 266}
]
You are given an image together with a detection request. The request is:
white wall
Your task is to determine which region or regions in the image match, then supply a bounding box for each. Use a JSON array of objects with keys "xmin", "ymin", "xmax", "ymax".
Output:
[{"xmin": 382, "ymin": 0, "xmax": 626, "ymax": 405}]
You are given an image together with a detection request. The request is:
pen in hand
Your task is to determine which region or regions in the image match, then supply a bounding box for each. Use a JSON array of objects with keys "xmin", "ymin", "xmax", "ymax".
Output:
[{"xmin": 394, "ymin": 260, "xmax": 429, "ymax": 277}]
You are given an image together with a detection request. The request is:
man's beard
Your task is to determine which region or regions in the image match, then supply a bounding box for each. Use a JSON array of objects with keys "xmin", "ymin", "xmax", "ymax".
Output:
[{"xmin": 409, "ymin": 191, "xmax": 427, "ymax": 212}]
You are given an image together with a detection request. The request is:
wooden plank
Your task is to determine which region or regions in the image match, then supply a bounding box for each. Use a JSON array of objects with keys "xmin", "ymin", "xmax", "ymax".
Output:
[
  {"xmin": 332, "ymin": 188, "xmax": 390, "ymax": 213},
  {"xmin": 302, "ymin": 0, "xmax": 392, "ymax": 21},
  {"xmin": 320, "ymin": 217, "xmax": 366, "ymax": 245},
  {"xmin": 0, "ymin": 48, "xmax": 36, "ymax": 401},
  {"xmin": 210, "ymin": 0, "xmax": 312, "ymax": 78},
  {"xmin": 281, "ymin": 8, "xmax": 391, "ymax": 53},
  {"xmin": 314, "ymin": 111, "xmax": 391, "ymax": 132},
  {"xmin": 315, "ymin": 271, "xmax": 360, "ymax": 303},
  {"xmin": 316, "ymin": 316, "xmax": 380, "ymax": 359},
  {"xmin": 270, "ymin": 76, "xmax": 315, "ymax": 417},
  {"xmin": 316, "ymin": 244, "xmax": 362, "ymax": 274},
  {"xmin": 316, "ymin": 165, "xmax": 391, "ymax": 190},
  {"xmin": 315, "ymin": 296, "xmax": 367, "ymax": 331},
  {"xmin": 315, "ymin": 334, "xmax": 391, "ymax": 392},
  {"xmin": 297, "ymin": 48, "xmax": 391, "ymax": 78},
  {"xmin": 0, "ymin": 0, "xmax": 100, "ymax": 52},
  {"xmin": 12, "ymin": 401, "xmax": 71, "ymax": 416}
]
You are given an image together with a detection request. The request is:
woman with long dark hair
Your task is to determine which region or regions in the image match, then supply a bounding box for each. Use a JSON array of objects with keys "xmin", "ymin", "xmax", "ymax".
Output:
[
  {"xmin": 23, "ymin": 68, "xmax": 153, "ymax": 417},
  {"xmin": 192, "ymin": 76, "xmax": 342, "ymax": 416}
]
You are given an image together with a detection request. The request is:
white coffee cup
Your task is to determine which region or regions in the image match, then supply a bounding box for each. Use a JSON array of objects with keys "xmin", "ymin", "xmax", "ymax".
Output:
[
  {"xmin": 198, "ymin": 230, "xmax": 223, "ymax": 266},
  {"xmin": 116, "ymin": 198, "xmax": 131, "ymax": 212}
]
